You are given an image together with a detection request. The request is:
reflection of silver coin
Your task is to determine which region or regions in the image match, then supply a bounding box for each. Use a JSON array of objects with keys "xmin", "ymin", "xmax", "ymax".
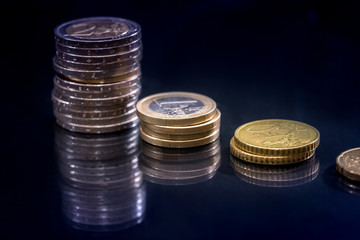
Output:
[
  {"xmin": 53, "ymin": 58, "xmax": 140, "ymax": 79},
  {"xmin": 55, "ymin": 39, "xmax": 142, "ymax": 56},
  {"xmin": 55, "ymin": 56, "xmax": 140, "ymax": 71},
  {"xmin": 54, "ymin": 74, "xmax": 141, "ymax": 93},
  {"xmin": 56, "ymin": 46, "xmax": 142, "ymax": 64},
  {"xmin": 231, "ymin": 155, "xmax": 320, "ymax": 187},
  {"xmin": 55, "ymin": 17, "xmax": 141, "ymax": 48},
  {"xmin": 56, "ymin": 115, "xmax": 139, "ymax": 134},
  {"xmin": 52, "ymin": 87, "xmax": 141, "ymax": 106}
]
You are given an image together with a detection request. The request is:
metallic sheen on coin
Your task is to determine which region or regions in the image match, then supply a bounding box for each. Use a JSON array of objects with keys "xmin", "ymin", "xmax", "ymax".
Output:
[{"xmin": 336, "ymin": 147, "xmax": 360, "ymax": 181}]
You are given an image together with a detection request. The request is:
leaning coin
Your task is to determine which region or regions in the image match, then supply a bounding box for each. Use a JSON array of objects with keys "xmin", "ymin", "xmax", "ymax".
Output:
[
  {"xmin": 336, "ymin": 147, "xmax": 360, "ymax": 181},
  {"xmin": 234, "ymin": 119, "xmax": 320, "ymax": 156},
  {"xmin": 54, "ymin": 17, "xmax": 141, "ymax": 48},
  {"xmin": 55, "ymin": 38, "xmax": 142, "ymax": 56},
  {"xmin": 136, "ymin": 92, "xmax": 217, "ymax": 126}
]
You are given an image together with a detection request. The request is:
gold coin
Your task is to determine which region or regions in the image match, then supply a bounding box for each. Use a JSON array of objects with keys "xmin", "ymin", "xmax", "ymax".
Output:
[
  {"xmin": 336, "ymin": 147, "xmax": 360, "ymax": 181},
  {"xmin": 140, "ymin": 127, "xmax": 219, "ymax": 148},
  {"xmin": 136, "ymin": 92, "xmax": 217, "ymax": 126},
  {"xmin": 141, "ymin": 109, "xmax": 221, "ymax": 135},
  {"xmin": 234, "ymin": 119, "xmax": 320, "ymax": 156},
  {"xmin": 230, "ymin": 138, "xmax": 315, "ymax": 165},
  {"xmin": 141, "ymin": 123, "xmax": 219, "ymax": 141}
]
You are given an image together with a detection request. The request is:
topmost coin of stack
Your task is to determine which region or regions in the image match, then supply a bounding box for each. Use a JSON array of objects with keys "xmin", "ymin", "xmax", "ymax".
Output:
[
  {"xmin": 52, "ymin": 17, "xmax": 142, "ymax": 133},
  {"xmin": 230, "ymin": 119, "xmax": 320, "ymax": 165},
  {"xmin": 136, "ymin": 92, "xmax": 221, "ymax": 148}
]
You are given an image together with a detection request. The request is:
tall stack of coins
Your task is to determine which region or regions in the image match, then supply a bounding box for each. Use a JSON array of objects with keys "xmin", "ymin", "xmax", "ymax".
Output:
[
  {"xmin": 55, "ymin": 126, "xmax": 146, "ymax": 231},
  {"xmin": 52, "ymin": 17, "xmax": 142, "ymax": 133},
  {"xmin": 139, "ymin": 139, "xmax": 221, "ymax": 185},
  {"xmin": 136, "ymin": 92, "xmax": 221, "ymax": 148},
  {"xmin": 230, "ymin": 119, "xmax": 320, "ymax": 165},
  {"xmin": 230, "ymin": 155, "xmax": 319, "ymax": 187}
]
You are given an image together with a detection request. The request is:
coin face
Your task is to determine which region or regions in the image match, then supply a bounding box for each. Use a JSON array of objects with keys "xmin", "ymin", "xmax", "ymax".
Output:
[
  {"xmin": 65, "ymin": 20, "xmax": 129, "ymax": 39},
  {"xmin": 336, "ymin": 148, "xmax": 360, "ymax": 181},
  {"xmin": 234, "ymin": 119, "xmax": 320, "ymax": 155},
  {"xmin": 136, "ymin": 92, "xmax": 217, "ymax": 126}
]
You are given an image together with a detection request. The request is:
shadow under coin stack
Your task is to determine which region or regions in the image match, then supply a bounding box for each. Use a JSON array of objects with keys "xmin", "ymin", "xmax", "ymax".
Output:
[
  {"xmin": 230, "ymin": 155, "xmax": 319, "ymax": 187},
  {"xmin": 55, "ymin": 126, "xmax": 146, "ymax": 232},
  {"xmin": 52, "ymin": 17, "xmax": 142, "ymax": 133},
  {"xmin": 136, "ymin": 92, "xmax": 221, "ymax": 148},
  {"xmin": 139, "ymin": 139, "xmax": 221, "ymax": 185},
  {"xmin": 230, "ymin": 119, "xmax": 320, "ymax": 165}
]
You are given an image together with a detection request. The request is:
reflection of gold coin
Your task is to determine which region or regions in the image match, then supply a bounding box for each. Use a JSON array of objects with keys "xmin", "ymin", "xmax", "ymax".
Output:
[
  {"xmin": 234, "ymin": 119, "xmax": 320, "ymax": 156},
  {"xmin": 140, "ymin": 127, "xmax": 219, "ymax": 148},
  {"xmin": 136, "ymin": 92, "xmax": 217, "ymax": 126},
  {"xmin": 141, "ymin": 109, "xmax": 221, "ymax": 135},
  {"xmin": 336, "ymin": 147, "xmax": 360, "ymax": 181},
  {"xmin": 230, "ymin": 138, "xmax": 315, "ymax": 165}
]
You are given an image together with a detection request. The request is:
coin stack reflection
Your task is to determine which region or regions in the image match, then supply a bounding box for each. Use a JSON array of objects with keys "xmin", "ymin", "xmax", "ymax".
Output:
[
  {"xmin": 55, "ymin": 126, "xmax": 145, "ymax": 231},
  {"xmin": 231, "ymin": 155, "xmax": 319, "ymax": 187},
  {"xmin": 52, "ymin": 17, "xmax": 142, "ymax": 133},
  {"xmin": 136, "ymin": 92, "xmax": 221, "ymax": 148},
  {"xmin": 139, "ymin": 139, "xmax": 221, "ymax": 185}
]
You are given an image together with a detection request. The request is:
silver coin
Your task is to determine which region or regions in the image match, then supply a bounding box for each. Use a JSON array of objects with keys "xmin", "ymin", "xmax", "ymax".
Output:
[
  {"xmin": 55, "ymin": 38, "xmax": 142, "ymax": 56},
  {"xmin": 55, "ymin": 17, "xmax": 141, "ymax": 48},
  {"xmin": 53, "ymin": 58, "xmax": 140, "ymax": 79},
  {"xmin": 54, "ymin": 74, "xmax": 141, "ymax": 93},
  {"xmin": 56, "ymin": 115, "xmax": 139, "ymax": 134},
  {"xmin": 56, "ymin": 46, "xmax": 142, "ymax": 64},
  {"xmin": 54, "ymin": 105, "xmax": 137, "ymax": 119},
  {"xmin": 52, "ymin": 87, "xmax": 141, "ymax": 106}
]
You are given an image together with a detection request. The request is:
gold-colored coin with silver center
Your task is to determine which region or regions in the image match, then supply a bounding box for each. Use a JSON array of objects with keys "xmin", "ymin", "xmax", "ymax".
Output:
[
  {"xmin": 336, "ymin": 147, "xmax": 360, "ymax": 181},
  {"xmin": 141, "ymin": 109, "xmax": 221, "ymax": 135},
  {"xmin": 140, "ymin": 127, "xmax": 219, "ymax": 148},
  {"xmin": 230, "ymin": 138, "xmax": 315, "ymax": 165},
  {"xmin": 234, "ymin": 119, "xmax": 320, "ymax": 156},
  {"xmin": 136, "ymin": 92, "xmax": 217, "ymax": 126}
]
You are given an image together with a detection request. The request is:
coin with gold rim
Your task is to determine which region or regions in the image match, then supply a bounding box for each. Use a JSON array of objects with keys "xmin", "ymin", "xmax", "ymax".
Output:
[
  {"xmin": 136, "ymin": 92, "xmax": 217, "ymax": 126},
  {"xmin": 234, "ymin": 119, "xmax": 320, "ymax": 156},
  {"xmin": 230, "ymin": 137, "xmax": 315, "ymax": 165}
]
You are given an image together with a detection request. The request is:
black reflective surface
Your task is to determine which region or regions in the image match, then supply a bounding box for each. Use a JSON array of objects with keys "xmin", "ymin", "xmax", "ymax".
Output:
[{"xmin": 2, "ymin": 1, "xmax": 360, "ymax": 239}]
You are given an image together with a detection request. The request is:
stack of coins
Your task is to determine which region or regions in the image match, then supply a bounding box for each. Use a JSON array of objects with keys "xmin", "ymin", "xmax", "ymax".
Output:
[
  {"xmin": 55, "ymin": 126, "xmax": 146, "ymax": 231},
  {"xmin": 139, "ymin": 139, "xmax": 221, "ymax": 185},
  {"xmin": 230, "ymin": 119, "xmax": 320, "ymax": 165},
  {"xmin": 230, "ymin": 155, "xmax": 319, "ymax": 187},
  {"xmin": 52, "ymin": 17, "xmax": 142, "ymax": 134},
  {"xmin": 136, "ymin": 92, "xmax": 221, "ymax": 148}
]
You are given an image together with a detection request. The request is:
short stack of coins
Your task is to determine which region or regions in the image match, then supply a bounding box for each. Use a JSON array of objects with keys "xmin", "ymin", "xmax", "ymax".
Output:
[
  {"xmin": 136, "ymin": 92, "xmax": 221, "ymax": 148},
  {"xmin": 52, "ymin": 17, "xmax": 142, "ymax": 133},
  {"xmin": 230, "ymin": 119, "xmax": 320, "ymax": 165},
  {"xmin": 139, "ymin": 139, "xmax": 221, "ymax": 185},
  {"xmin": 55, "ymin": 126, "xmax": 146, "ymax": 231}
]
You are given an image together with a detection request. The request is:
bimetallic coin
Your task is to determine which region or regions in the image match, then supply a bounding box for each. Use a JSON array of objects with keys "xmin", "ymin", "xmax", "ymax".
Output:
[
  {"xmin": 56, "ymin": 116, "xmax": 139, "ymax": 134},
  {"xmin": 56, "ymin": 46, "xmax": 142, "ymax": 64},
  {"xmin": 141, "ymin": 109, "xmax": 221, "ymax": 135},
  {"xmin": 55, "ymin": 39, "xmax": 142, "ymax": 56},
  {"xmin": 55, "ymin": 17, "xmax": 141, "ymax": 48},
  {"xmin": 136, "ymin": 92, "xmax": 217, "ymax": 126},
  {"xmin": 54, "ymin": 75, "xmax": 141, "ymax": 93},
  {"xmin": 54, "ymin": 105, "xmax": 136, "ymax": 119},
  {"xmin": 234, "ymin": 119, "xmax": 320, "ymax": 156},
  {"xmin": 140, "ymin": 127, "xmax": 220, "ymax": 148},
  {"xmin": 230, "ymin": 138, "xmax": 315, "ymax": 165},
  {"xmin": 53, "ymin": 58, "xmax": 140, "ymax": 80},
  {"xmin": 336, "ymin": 147, "xmax": 360, "ymax": 181}
]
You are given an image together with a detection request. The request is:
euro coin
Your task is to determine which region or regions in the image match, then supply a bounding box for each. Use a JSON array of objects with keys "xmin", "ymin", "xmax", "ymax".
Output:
[
  {"xmin": 234, "ymin": 119, "xmax": 320, "ymax": 156},
  {"xmin": 136, "ymin": 92, "xmax": 217, "ymax": 126},
  {"xmin": 336, "ymin": 147, "xmax": 360, "ymax": 181},
  {"xmin": 230, "ymin": 137, "xmax": 315, "ymax": 165}
]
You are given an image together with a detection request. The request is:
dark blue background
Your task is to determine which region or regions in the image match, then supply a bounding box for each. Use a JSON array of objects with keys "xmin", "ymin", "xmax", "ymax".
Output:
[{"xmin": 2, "ymin": 0, "xmax": 360, "ymax": 239}]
